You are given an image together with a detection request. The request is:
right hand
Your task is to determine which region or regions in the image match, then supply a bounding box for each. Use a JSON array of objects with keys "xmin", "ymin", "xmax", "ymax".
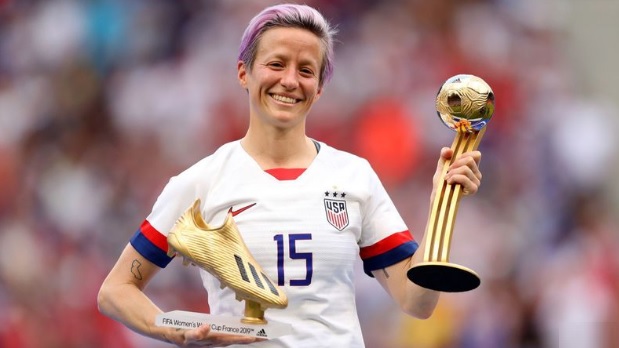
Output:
[{"xmin": 176, "ymin": 324, "xmax": 265, "ymax": 347}]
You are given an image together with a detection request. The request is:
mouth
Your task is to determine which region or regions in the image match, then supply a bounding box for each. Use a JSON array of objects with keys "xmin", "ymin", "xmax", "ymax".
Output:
[{"xmin": 270, "ymin": 93, "xmax": 299, "ymax": 105}]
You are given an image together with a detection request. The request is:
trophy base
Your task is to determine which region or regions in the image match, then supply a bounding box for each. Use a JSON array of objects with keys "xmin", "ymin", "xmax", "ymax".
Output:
[
  {"xmin": 407, "ymin": 261, "xmax": 480, "ymax": 292},
  {"xmin": 156, "ymin": 310, "xmax": 293, "ymax": 339}
]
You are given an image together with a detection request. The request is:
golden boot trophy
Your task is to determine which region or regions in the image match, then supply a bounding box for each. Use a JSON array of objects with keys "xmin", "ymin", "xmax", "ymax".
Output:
[
  {"xmin": 156, "ymin": 199, "xmax": 291, "ymax": 339},
  {"xmin": 407, "ymin": 74, "xmax": 495, "ymax": 292}
]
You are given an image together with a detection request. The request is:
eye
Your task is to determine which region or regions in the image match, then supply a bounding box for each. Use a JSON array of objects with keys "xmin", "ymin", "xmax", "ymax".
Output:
[
  {"xmin": 300, "ymin": 67, "xmax": 316, "ymax": 77},
  {"xmin": 268, "ymin": 61, "xmax": 284, "ymax": 69}
]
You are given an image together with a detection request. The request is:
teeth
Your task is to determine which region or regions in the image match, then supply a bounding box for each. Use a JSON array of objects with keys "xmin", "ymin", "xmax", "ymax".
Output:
[{"xmin": 272, "ymin": 94, "xmax": 296, "ymax": 104}]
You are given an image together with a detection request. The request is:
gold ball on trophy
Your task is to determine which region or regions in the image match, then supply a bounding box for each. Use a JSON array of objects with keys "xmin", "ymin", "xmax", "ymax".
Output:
[{"xmin": 436, "ymin": 74, "xmax": 495, "ymax": 133}]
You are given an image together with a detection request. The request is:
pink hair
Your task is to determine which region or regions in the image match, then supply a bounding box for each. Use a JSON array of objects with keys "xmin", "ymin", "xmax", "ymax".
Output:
[{"xmin": 238, "ymin": 4, "xmax": 337, "ymax": 86}]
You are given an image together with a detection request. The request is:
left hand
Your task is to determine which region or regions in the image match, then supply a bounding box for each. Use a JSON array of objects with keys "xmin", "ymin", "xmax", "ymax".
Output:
[{"xmin": 437, "ymin": 147, "xmax": 482, "ymax": 196}]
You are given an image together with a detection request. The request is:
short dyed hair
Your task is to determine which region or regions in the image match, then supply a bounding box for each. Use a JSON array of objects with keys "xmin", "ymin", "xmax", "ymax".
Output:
[{"xmin": 238, "ymin": 4, "xmax": 337, "ymax": 86}]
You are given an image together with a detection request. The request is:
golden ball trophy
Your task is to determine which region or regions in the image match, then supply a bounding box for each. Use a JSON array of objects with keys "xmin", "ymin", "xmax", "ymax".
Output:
[{"xmin": 407, "ymin": 74, "xmax": 495, "ymax": 292}]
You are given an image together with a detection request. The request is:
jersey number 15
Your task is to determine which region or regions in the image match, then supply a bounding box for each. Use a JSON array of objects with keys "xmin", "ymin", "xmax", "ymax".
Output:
[{"xmin": 273, "ymin": 233, "xmax": 313, "ymax": 286}]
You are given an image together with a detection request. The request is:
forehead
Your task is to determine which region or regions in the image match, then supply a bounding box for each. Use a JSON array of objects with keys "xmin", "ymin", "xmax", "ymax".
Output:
[{"xmin": 256, "ymin": 27, "xmax": 323, "ymax": 65}]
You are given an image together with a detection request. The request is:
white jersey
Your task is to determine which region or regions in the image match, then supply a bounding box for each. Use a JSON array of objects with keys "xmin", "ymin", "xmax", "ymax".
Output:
[{"xmin": 131, "ymin": 140, "xmax": 418, "ymax": 347}]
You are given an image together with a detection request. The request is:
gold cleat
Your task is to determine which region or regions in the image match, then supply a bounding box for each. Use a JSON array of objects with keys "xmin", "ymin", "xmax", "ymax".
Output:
[{"xmin": 167, "ymin": 199, "xmax": 288, "ymax": 324}]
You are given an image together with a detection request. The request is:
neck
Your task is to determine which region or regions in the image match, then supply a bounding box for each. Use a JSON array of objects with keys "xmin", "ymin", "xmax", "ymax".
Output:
[{"xmin": 241, "ymin": 128, "xmax": 316, "ymax": 170}]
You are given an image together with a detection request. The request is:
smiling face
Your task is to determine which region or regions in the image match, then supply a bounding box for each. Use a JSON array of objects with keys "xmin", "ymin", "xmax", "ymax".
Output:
[{"xmin": 238, "ymin": 27, "xmax": 324, "ymax": 131}]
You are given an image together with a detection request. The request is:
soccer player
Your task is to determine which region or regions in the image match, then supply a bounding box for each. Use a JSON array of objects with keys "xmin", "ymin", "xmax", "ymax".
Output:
[{"xmin": 98, "ymin": 3, "xmax": 483, "ymax": 347}]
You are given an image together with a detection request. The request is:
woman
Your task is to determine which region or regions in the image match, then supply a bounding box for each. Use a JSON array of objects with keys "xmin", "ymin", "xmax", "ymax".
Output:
[{"xmin": 98, "ymin": 4, "xmax": 483, "ymax": 347}]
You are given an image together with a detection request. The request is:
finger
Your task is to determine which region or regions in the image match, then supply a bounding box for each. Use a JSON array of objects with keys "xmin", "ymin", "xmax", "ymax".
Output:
[
  {"xmin": 183, "ymin": 324, "xmax": 211, "ymax": 341},
  {"xmin": 447, "ymin": 172, "xmax": 480, "ymax": 193},
  {"xmin": 434, "ymin": 147, "xmax": 452, "ymax": 174},
  {"xmin": 205, "ymin": 333, "xmax": 260, "ymax": 346},
  {"xmin": 183, "ymin": 322, "xmax": 266, "ymax": 346},
  {"xmin": 446, "ymin": 164, "xmax": 481, "ymax": 185},
  {"xmin": 455, "ymin": 178, "xmax": 479, "ymax": 195},
  {"xmin": 445, "ymin": 161, "xmax": 481, "ymax": 195},
  {"xmin": 457, "ymin": 151, "xmax": 481, "ymax": 167},
  {"xmin": 449, "ymin": 151, "xmax": 480, "ymax": 167},
  {"xmin": 448, "ymin": 153, "xmax": 481, "ymax": 179}
]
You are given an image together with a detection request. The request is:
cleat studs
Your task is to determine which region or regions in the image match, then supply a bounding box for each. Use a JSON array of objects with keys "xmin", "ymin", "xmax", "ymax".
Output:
[{"xmin": 166, "ymin": 247, "xmax": 176, "ymax": 258}]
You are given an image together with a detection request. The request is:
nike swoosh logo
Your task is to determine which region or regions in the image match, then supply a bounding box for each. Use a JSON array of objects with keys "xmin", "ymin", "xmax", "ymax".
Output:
[{"xmin": 228, "ymin": 203, "xmax": 257, "ymax": 217}]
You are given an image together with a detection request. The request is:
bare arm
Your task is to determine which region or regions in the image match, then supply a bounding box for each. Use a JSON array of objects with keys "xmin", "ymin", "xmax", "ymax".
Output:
[
  {"xmin": 97, "ymin": 244, "xmax": 258, "ymax": 346},
  {"xmin": 373, "ymin": 147, "xmax": 482, "ymax": 318},
  {"xmin": 97, "ymin": 243, "xmax": 185, "ymax": 344}
]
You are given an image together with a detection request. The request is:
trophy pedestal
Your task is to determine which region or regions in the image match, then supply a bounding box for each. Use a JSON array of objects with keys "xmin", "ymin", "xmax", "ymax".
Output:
[
  {"xmin": 241, "ymin": 299, "xmax": 269, "ymax": 324},
  {"xmin": 156, "ymin": 309, "xmax": 293, "ymax": 339},
  {"xmin": 407, "ymin": 261, "xmax": 480, "ymax": 292}
]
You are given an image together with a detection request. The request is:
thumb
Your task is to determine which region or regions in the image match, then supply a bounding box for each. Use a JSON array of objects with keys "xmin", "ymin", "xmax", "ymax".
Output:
[
  {"xmin": 437, "ymin": 147, "xmax": 453, "ymax": 171},
  {"xmin": 433, "ymin": 147, "xmax": 453, "ymax": 186}
]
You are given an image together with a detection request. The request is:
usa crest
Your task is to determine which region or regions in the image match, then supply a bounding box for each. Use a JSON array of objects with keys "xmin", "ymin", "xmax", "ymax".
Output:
[{"xmin": 324, "ymin": 192, "xmax": 349, "ymax": 231}]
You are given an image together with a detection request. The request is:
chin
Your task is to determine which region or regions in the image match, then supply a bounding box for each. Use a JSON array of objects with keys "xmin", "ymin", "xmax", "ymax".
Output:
[{"xmin": 267, "ymin": 110, "xmax": 303, "ymax": 123}]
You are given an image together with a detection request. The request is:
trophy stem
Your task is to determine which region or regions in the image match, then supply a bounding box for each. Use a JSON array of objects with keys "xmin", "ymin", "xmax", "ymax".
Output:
[
  {"xmin": 409, "ymin": 127, "xmax": 486, "ymax": 292},
  {"xmin": 241, "ymin": 300, "xmax": 267, "ymax": 324}
]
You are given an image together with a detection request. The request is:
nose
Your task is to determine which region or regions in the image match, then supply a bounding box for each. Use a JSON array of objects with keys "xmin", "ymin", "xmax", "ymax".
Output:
[{"xmin": 280, "ymin": 67, "xmax": 299, "ymax": 90}]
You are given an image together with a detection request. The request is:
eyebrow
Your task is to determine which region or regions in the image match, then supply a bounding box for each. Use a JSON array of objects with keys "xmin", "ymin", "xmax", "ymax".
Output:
[{"xmin": 261, "ymin": 51, "xmax": 320, "ymax": 69}]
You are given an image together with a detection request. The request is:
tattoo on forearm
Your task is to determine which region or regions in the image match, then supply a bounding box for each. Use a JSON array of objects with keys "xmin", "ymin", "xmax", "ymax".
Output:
[
  {"xmin": 131, "ymin": 259, "xmax": 143, "ymax": 280},
  {"xmin": 382, "ymin": 268, "xmax": 389, "ymax": 278}
]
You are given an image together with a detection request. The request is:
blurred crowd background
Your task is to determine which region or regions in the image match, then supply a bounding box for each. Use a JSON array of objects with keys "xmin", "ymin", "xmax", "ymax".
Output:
[{"xmin": 1, "ymin": 0, "xmax": 619, "ymax": 347}]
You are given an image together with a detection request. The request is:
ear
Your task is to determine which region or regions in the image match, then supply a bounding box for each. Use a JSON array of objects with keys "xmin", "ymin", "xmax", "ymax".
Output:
[
  {"xmin": 313, "ymin": 84, "xmax": 323, "ymax": 102},
  {"xmin": 237, "ymin": 61, "xmax": 248, "ymax": 89}
]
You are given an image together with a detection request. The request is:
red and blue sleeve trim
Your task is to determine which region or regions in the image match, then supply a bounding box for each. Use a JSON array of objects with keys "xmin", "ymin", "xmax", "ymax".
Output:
[
  {"xmin": 360, "ymin": 231, "xmax": 418, "ymax": 277},
  {"xmin": 129, "ymin": 220, "xmax": 174, "ymax": 268}
]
